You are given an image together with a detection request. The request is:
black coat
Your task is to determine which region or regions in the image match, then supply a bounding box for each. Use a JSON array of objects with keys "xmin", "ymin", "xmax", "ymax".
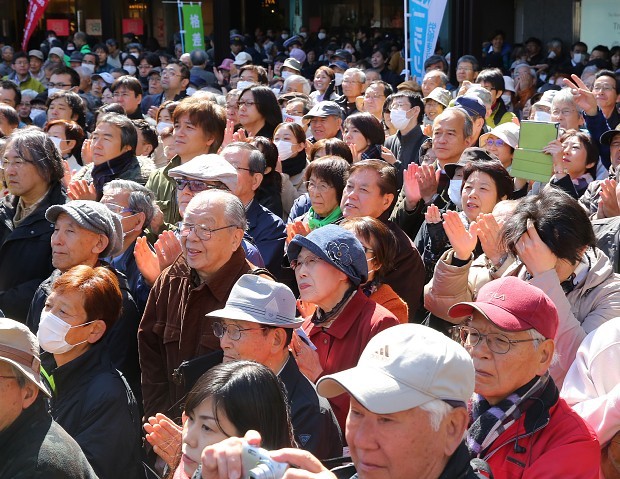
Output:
[
  {"xmin": 0, "ymin": 398, "xmax": 98, "ymax": 479},
  {"xmin": 42, "ymin": 342, "xmax": 142, "ymax": 479},
  {"xmin": 0, "ymin": 182, "xmax": 67, "ymax": 323}
]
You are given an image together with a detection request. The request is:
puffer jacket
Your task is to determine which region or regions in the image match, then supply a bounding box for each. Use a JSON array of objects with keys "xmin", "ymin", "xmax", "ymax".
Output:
[{"xmin": 425, "ymin": 247, "xmax": 620, "ymax": 387}]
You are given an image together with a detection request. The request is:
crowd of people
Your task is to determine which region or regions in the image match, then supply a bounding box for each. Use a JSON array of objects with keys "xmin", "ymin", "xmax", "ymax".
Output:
[{"xmin": 1, "ymin": 24, "xmax": 620, "ymax": 479}]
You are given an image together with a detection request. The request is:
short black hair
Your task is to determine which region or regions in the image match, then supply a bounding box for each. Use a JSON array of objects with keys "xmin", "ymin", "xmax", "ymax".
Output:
[
  {"xmin": 343, "ymin": 112, "xmax": 385, "ymax": 147},
  {"xmin": 462, "ymin": 160, "xmax": 514, "ymax": 201},
  {"xmin": 110, "ymin": 75, "xmax": 143, "ymax": 96},
  {"xmin": 304, "ymin": 156, "xmax": 350, "ymax": 203},
  {"xmin": 133, "ymin": 119, "xmax": 158, "ymax": 157},
  {"xmin": 51, "ymin": 65, "xmax": 80, "ymax": 88},
  {"xmin": 390, "ymin": 90, "xmax": 425, "ymax": 124},
  {"xmin": 0, "ymin": 80, "xmax": 21, "ymax": 106},
  {"xmin": 502, "ymin": 188, "xmax": 596, "ymax": 265},
  {"xmin": 475, "ymin": 68, "xmax": 505, "ymax": 93},
  {"xmin": 97, "ymin": 112, "xmax": 138, "ymax": 152},
  {"xmin": 595, "ymin": 69, "xmax": 619, "ymax": 94},
  {"xmin": 11, "ymin": 51, "xmax": 27, "ymax": 64}
]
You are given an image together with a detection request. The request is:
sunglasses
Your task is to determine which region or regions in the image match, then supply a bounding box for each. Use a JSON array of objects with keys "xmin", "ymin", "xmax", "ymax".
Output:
[
  {"xmin": 175, "ymin": 179, "xmax": 217, "ymax": 192},
  {"xmin": 485, "ymin": 139, "xmax": 505, "ymax": 147}
]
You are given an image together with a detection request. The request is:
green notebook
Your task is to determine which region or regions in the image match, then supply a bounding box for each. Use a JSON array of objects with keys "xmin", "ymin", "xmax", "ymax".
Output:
[{"xmin": 511, "ymin": 121, "xmax": 560, "ymax": 182}]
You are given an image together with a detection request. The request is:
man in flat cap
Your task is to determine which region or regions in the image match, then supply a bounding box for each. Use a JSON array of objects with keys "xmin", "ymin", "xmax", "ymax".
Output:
[
  {"xmin": 26, "ymin": 200, "xmax": 142, "ymax": 398},
  {"xmin": 0, "ymin": 317, "xmax": 97, "ymax": 478}
]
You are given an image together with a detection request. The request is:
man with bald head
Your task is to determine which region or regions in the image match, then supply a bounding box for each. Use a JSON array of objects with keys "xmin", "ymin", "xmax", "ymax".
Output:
[{"xmin": 138, "ymin": 189, "xmax": 256, "ymax": 418}]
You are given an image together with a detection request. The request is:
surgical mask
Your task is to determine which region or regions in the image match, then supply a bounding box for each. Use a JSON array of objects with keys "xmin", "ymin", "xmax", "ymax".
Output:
[
  {"xmin": 50, "ymin": 136, "xmax": 64, "ymax": 154},
  {"xmin": 533, "ymin": 110, "xmax": 551, "ymax": 122},
  {"xmin": 236, "ymin": 80, "xmax": 254, "ymax": 91},
  {"xmin": 299, "ymin": 32, "xmax": 308, "ymax": 39},
  {"xmin": 81, "ymin": 63, "xmax": 95, "ymax": 74},
  {"xmin": 186, "ymin": 87, "xmax": 197, "ymax": 96},
  {"xmin": 501, "ymin": 93, "xmax": 512, "ymax": 107},
  {"xmin": 30, "ymin": 108, "xmax": 46, "ymax": 122},
  {"xmin": 47, "ymin": 87, "xmax": 61, "ymax": 97},
  {"xmin": 281, "ymin": 33, "xmax": 289, "ymax": 40},
  {"xmin": 274, "ymin": 140, "xmax": 295, "ymax": 160},
  {"xmin": 345, "ymin": 48, "xmax": 355, "ymax": 54},
  {"xmin": 334, "ymin": 72, "xmax": 343, "ymax": 86},
  {"xmin": 281, "ymin": 70, "xmax": 293, "ymax": 80},
  {"xmin": 318, "ymin": 32, "xmax": 326, "ymax": 40},
  {"xmin": 124, "ymin": 65, "xmax": 137, "ymax": 75},
  {"xmin": 572, "ymin": 53, "xmax": 583, "ymax": 64},
  {"xmin": 448, "ymin": 179, "xmax": 462, "ymax": 208},
  {"xmin": 271, "ymin": 87, "xmax": 281, "ymax": 96},
  {"xmin": 37, "ymin": 310, "xmax": 95, "ymax": 354},
  {"xmin": 390, "ymin": 109, "xmax": 411, "ymax": 130},
  {"xmin": 156, "ymin": 121, "xmax": 173, "ymax": 135}
]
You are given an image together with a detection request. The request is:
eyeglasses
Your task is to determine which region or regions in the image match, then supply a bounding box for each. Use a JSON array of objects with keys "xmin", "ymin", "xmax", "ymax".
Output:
[
  {"xmin": 452, "ymin": 325, "xmax": 539, "ymax": 354},
  {"xmin": 47, "ymin": 82, "xmax": 71, "ymax": 89},
  {"xmin": 179, "ymin": 223, "xmax": 237, "ymax": 241},
  {"xmin": 551, "ymin": 109, "xmax": 577, "ymax": 116},
  {"xmin": 237, "ymin": 100, "xmax": 257, "ymax": 108},
  {"xmin": 304, "ymin": 180, "xmax": 332, "ymax": 193},
  {"xmin": 138, "ymin": 64, "xmax": 153, "ymax": 70},
  {"xmin": 233, "ymin": 165, "xmax": 255, "ymax": 173},
  {"xmin": 1, "ymin": 157, "xmax": 32, "ymax": 169},
  {"xmin": 104, "ymin": 203, "xmax": 135, "ymax": 215},
  {"xmin": 212, "ymin": 321, "xmax": 266, "ymax": 341},
  {"xmin": 290, "ymin": 255, "xmax": 323, "ymax": 271},
  {"xmin": 593, "ymin": 85, "xmax": 615, "ymax": 93},
  {"xmin": 485, "ymin": 139, "xmax": 505, "ymax": 147},
  {"xmin": 175, "ymin": 178, "xmax": 219, "ymax": 192},
  {"xmin": 161, "ymin": 68, "xmax": 182, "ymax": 77}
]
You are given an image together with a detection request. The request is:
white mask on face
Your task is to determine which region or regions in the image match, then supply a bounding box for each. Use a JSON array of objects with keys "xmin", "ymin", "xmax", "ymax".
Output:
[
  {"xmin": 271, "ymin": 87, "xmax": 281, "ymax": 96},
  {"xmin": 390, "ymin": 109, "xmax": 411, "ymax": 130},
  {"xmin": 47, "ymin": 87, "xmax": 61, "ymax": 97},
  {"xmin": 281, "ymin": 33, "xmax": 289, "ymax": 40},
  {"xmin": 318, "ymin": 32, "xmax": 326, "ymax": 40},
  {"xmin": 448, "ymin": 179, "xmax": 463, "ymax": 208},
  {"xmin": 281, "ymin": 70, "xmax": 293, "ymax": 80},
  {"xmin": 299, "ymin": 32, "xmax": 308, "ymax": 39},
  {"xmin": 334, "ymin": 72, "xmax": 344, "ymax": 86},
  {"xmin": 501, "ymin": 93, "xmax": 512, "ymax": 107},
  {"xmin": 283, "ymin": 112, "xmax": 304, "ymax": 126},
  {"xmin": 533, "ymin": 110, "xmax": 551, "ymax": 122},
  {"xmin": 37, "ymin": 310, "xmax": 95, "ymax": 354},
  {"xmin": 547, "ymin": 51, "xmax": 556, "ymax": 59},
  {"xmin": 236, "ymin": 80, "xmax": 254, "ymax": 91},
  {"xmin": 81, "ymin": 63, "xmax": 95, "ymax": 74},
  {"xmin": 572, "ymin": 52, "xmax": 583, "ymax": 64},
  {"xmin": 156, "ymin": 121, "xmax": 173, "ymax": 135},
  {"xmin": 274, "ymin": 140, "xmax": 295, "ymax": 160},
  {"xmin": 124, "ymin": 65, "xmax": 137, "ymax": 75},
  {"xmin": 50, "ymin": 136, "xmax": 63, "ymax": 154}
]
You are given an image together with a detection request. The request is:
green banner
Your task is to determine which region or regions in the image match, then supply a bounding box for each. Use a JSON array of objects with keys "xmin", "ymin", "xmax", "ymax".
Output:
[{"xmin": 182, "ymin": 4, "xmax": 204, "ymax": 52}]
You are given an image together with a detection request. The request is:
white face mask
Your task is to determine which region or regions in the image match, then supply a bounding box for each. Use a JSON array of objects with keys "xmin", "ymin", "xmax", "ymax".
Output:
[
  {"xmin": 47, "ymin": 87, "xmax": 61, "ymax": 97},
  {"xmin": 448, "ymin": 179, "xmax": 463, "ymax": 208},
  {"xmin": 281, "ymin": 70, "xmax": 293, "ymax": 80},
  {"xmin": 81, "ymin": 63, "xmax": 95, "ymax": 74},
  {"xmin": 533, "ymin": 110, "xmax": 551, "ymax": 122},
  {"xmin": 156, "ymin": 121, "xmax": 173, "ymax": 135},
  {"xmin": 345, "ymin": 48, "xmax": 355, "ymax": 54},
  {"xmin": 318, "ymin": 33, "xmax": 326, "ymax": 40},
  {"xmin": 281, "ymin": 33, "xmax": 289, "ymax": 40},
  {"xmin": 50, "ymin": 136, "xmax": 64, "ymax": 154},
  {"xmin": 236, "ymin": 80, "xmax": 254, "ymax": 91},
  {"xmin": 547, "ymin": 51, "xmax": 557, "ymax": 59},
  {"xmin": 334, "ymin": 72, "xmax": 344, "ymax": 86},
  {"xmin": 282, "ymin": 112, "xmax": 304, "ymax": 126},
  {"xmin": 124, "ymin": 65, "xmax": 137, "ymax": 75},
  {"xmin": 271, "ymin": 87, "xmax": 281, "ymax": 96},
  {"xmin": 37, "ymin": 310, "xmax": 95, "ymax": 354},
  {"xmin": 572, "ymin": 52, "xmax": 583, "ymax": 64},
  {"xmin": 299, "ymin": 32, "xmax": 308, "ymax": 39},
  {"xmin": 274, "ymin": 140, "xmax": 295, "ymax": 160},
  {"xmin": 390, "ymin": 109, "xmax": 411, "ymax": 130},
  {"xmin": 501, "ymin": 93, "xmax": 512, "ymax": 107}
]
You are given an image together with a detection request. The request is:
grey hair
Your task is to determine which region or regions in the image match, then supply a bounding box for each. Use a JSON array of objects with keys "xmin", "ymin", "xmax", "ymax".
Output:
[
  {"xmin": 190, "ymin": 189, "xmax": 247, "ymax": 232},
  {"xmin": 515, "ymin": 63, "xmax": 536, "ymax": 79},
  {"xmin": 465, "ymin": 85, "xmax": 493, "ymax": 109},
  {"xmin": 9, "ymin": 364, "xmax": 27, "ymax": 388},
  {"xmin": 552, "ymin": 88, "xmax": 582, "ymax": 113},
  {"xmin": 425, "ymin": 70, "xmax": 449, "ymax": 87},
  {"xmin": 103, "ymin": 179, "xmax": 157, "ymax": 228},
  {"xmin": 418, "ymin": 399, "xmax": 454, "ymax": 432},
  {"xmin": 224, "ymin": 142, "xmax": 266, "ymax": 174},
  {"xmin": 20, "ymin": 89, "xmax": 39, "ymax": 101},
  {"xmin": 7, "ymin": 127, "xmax": 64, "ymax": 184},
  {"xmin": 345, "ymin": 68, "xmax": 366, "ymax": 84},
  {"xmin": 527, "ymin": 328, "xmax": 559, "ymax": 366},
  {"xmin": 282, "ymin": 75, "xmax": 311, "ymax": 95},
  {"xmin": 441, "ymin": 107, "xmax": 474, "ymax": 140}
]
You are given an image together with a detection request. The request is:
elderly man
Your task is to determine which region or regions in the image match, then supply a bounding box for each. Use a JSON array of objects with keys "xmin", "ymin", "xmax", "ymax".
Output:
[
  {"xmin": 138, "ymin": 189, "xmax": 256, "ymax": 418},
  {"xmin": 196, "ymin": 323, "xmax": 488, "ymax": 479},
  {"xmin": 0, "ymin": 318, "xmax": 98, "ymax": 478},
  {"xmin": 449, "ymin": 277, "xmax": 600, "ymax": 478},
  {"xmin": 25, "ymin": 200, "xmax": 142, "ymax": 399},
  {"xmin": 203, "ymin": 274, "xmax": 343, "ymax": 459},
  {"xmin": 303, "ymin": 101, "xmax": 344, "ymax": 143},
  {"xmin": 421, "ymin": 69, "xmax": 449, "ymax": 98},
  {"xmin": 336, "ymin": 68, "xmax": 365, "ymax": 117},
  {"xmin": 221, "ymin": 142, "xmax": 286, "ymax": 275},
  {"xmin": 512, "ymin": 64, "xmax": 537, "ymax": 119}
]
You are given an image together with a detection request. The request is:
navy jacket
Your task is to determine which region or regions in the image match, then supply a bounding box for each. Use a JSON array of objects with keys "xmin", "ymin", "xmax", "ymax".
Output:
[{"xmin": 246, "ymin": 199, "xmax": 286, "ymax": 276}]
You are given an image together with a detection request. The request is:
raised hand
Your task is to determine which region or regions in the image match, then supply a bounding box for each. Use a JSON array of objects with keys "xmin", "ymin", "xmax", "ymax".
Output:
[
  {"xmin": 286, "ymin": 221, "xmax": 311, "ymax": 244},
  {"xmin": 542, "ymin": 139, "xmax": 566, "ymax": 177},
  {"xmin": 597, "ymin": 178, "xmax": 620, "ymax": 219},
  {"xmin": 425, "ymin": 204, "xmax": 442, "ymax": 224},
  {"xmin": 403, "ymin": 163, "xmax": 422, "ymax": 210},
  {"xmin": 134, "ymin": 236, "xmax": 161, "ymax": 286},
  {"xmin": 291, "ymin": 330, "xmax": 323, "ymax": 383},
  {"xmin": 154, "ymin": 230, "xmax": 182, "ymax": 270},
  {"xmin": 442, "ymin": 210, "xmax": 478, "ymax": 261},
  {"xmin": 143, "ymin": 413, "xmax": 182, "ymax": 468},
  {"xmin": 219, "ymin": 119, "xmax": 236, "ymax": 152},
  {"xmin": 562, "ymin": 74, "xmax": 598, "ymax": 116},
  {"xmin": 515, "ymin": 220, "xmax": 557, "ymax": 277},
  {"xmin": 476, "ymin": 213, "xmax": 505, "ymax": 265},
  {"xmin": 380, "ymin": 146, "xmax": 398, "ymax": 165},
  {"xmin": 418, "ymin": 164, "xmax": 439, "ymax": 203},
  {"xmin": 67, "ymin": 179, "xmax": 97, "ymax": 201}
]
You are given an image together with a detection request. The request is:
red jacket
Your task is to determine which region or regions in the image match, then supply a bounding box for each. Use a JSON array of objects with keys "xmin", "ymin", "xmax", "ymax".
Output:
[
  {"xmin": 302, "ymin": 290, "xmax": 399, "ymax": 431},
  {"xmin": 483, "ymin": 397, "xmax": 600, "ymax": 479}
]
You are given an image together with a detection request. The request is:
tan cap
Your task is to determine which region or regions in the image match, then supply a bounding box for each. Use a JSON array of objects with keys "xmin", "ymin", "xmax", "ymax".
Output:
[
  {"xmin": 0, "ymin": 318, "xmax": 51, "ymax": 397},
  {"xmin": 317, "ymin": 324, "xmax": 474, "ymax": 414},
  {"xmin": 479, "ymin": 122, "xmax": 520, "ymax": 150},
  {"xmin": 168, "ymin": 153, "xmax": 238, "ymax": 192},
  {"xmin": 423, "ymin": 87, "xmax": 451, "ymax": 107}
]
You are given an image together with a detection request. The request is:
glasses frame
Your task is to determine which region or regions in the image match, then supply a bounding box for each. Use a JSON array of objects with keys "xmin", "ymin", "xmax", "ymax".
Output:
[
  {"xmin": 212, "ymin": 321, "xmax": 267, "ymax": 341},
  {"xmin": 290, "ymin": 255, "xmax": 323, "ymax": 271},
  {"xmin": 179, "ymin": 223, "xmax": 237, "ymax": 241},
  {"xmin": 452, "ymin": 325, "xmax": 539, "ymax": 354}
]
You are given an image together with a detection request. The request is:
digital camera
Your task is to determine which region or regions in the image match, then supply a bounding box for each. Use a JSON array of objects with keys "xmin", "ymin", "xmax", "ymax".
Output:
[{"xmin": 241, "ymin": 443, "xmax": 288, "ymax": 479}]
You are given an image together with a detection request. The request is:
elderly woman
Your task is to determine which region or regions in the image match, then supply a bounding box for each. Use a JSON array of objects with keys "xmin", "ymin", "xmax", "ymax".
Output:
[
  {"xmin": 550, "ymin": 88, "xmax": 584, "ymax": 132},
  {"xmin": 0, "ymin": 128, "xmax": 66, "ymax": 323},
  {"xmin": 287, "ymin": 224, "xmax": 399, "ymax": 431},
  {"xmin": 38, "ymin": 265, "xmax": 142, "ymax": 479},
  {"xmin": 479, "ymin": 121, "xmax": 520, "ymax": 171},
  {"xmin": 341, "ymin": 216, "xmax": 408, "ymax": 323}
]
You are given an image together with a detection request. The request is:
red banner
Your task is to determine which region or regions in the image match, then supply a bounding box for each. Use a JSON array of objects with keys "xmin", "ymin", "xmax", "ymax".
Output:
[
  {"xmin": 46, "ymin": 19, "xmax": 70, "ymax": 37},
  {"xmin": 22, "ymin": 0, "xmax": 50, "ymax": 51}
]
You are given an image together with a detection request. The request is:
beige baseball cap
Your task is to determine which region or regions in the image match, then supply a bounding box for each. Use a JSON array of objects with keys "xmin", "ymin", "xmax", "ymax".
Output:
[
  {"xmin": 0, "ymin": 318, "xmax": 51, "ymax": 397},
  {"xmin": 317, "ymin": 324, "xmax": 474, "ymax": 414},
  {"xmin": 479, "ymin": 122, "xmax": 520, "ymax": 150}
]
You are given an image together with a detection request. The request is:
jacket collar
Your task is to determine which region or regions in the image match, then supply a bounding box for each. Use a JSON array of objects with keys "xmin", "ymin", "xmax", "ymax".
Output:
[{"xmin": 306, "ymin": 290, "xmax": 367, "ymax": 340}]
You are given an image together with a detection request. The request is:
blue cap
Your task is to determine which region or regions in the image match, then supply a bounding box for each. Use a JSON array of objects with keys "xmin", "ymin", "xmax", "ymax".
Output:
[
  {"xmin": 283, "ymin": 35, "xmax": 303, "ymax": 48},
  {"xmin": 454, "ymin": 96, "xmax": 486, "ymax": 119},
  {"xmin": 328, "ymin": 60, "xmax": 348, "ymax": 71},
  {"xmin": 287, "ymin": 224, "xmax": 368, "ymax": 287}
]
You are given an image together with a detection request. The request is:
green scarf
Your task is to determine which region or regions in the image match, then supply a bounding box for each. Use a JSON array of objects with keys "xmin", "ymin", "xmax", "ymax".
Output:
[{"xmin": 307, "ymin": 206, "xmax": 342, "ymax": 230}]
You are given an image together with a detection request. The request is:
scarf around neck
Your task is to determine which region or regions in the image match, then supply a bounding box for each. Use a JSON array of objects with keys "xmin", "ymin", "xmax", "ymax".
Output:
[
  {"xmin": 92, "ymin": 150, "xmax": 136, "ymax": 196},
  {"xmin": 281, "ymin": 150, "xmax": 307, "ymax": 177},
  {"xmin": 307, "ymin": 205, "xmax": 342, "ymax": 230}
]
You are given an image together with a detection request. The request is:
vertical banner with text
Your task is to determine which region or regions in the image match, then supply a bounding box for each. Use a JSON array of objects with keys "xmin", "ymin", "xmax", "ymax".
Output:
[
  {"xmin": 23, "ymin": 0, "xmax": 50, "ymax": 51},
  {"xmin": 408, "ymin": 0, "xmax": 448, "ymax": 82},
  {"xmin": 181, "ymin": 4, "xmax": 205, "ymax": 52}
]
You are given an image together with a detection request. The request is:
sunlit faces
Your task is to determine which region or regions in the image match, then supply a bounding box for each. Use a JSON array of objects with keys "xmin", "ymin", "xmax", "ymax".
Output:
[
  {"xmin": 218, "ymin": 318, "xmax": 272, "ymax": 364},
  {"xmin": 294, "ymin": 247, "xmax": 349, "ymax": 306},
  {"xmin": 561, "ymin": 135, "xmax": 596, "ymax": 179},
  {"xmin": 1, "ymin": 145, "xmax": 48, "ymax": 202},
  {"xmin": 431, "ymin": 112, "xmax": 471, "ymax": 166},
  {"xmin": 423, "ymin": 99, "xmax": 444, "ymax": 122},
  {"xmin": 461, "ymin": 171, "xmax": 503, "ymax": 223},
  {"xmin": 343, "ymin": 124, "xmax": 369, "ymax": 154},
  {"xmin": 50, "ymin": 214, "xmax": 108, "ymax": 271},
  {"xmin": 112, "ymin": 86, "xmax": 142, "ymax": 115},
  {"xmin": 173, "ymin": 113, "xmax": 215, "ymax": 160},
  {"xmin": 342, "ymin": 71, "xmax": 364, "ymax": 99},
  {"xmin": 47, "ymin": 97, "xmax": 78, "ymax": 123},
  {"xmin": 313, "ymin": 69, "xmax": 331, "ymax": 93},
  {"xmin": 609, "ymin": 135, "xmax": 620, "ymax": 169},
  {"xmin": 482, "ymin": 135, "xmax": 513, "ymax": 169},
  {"xmin": 90, "ymin": 121, "xmax": 132, "ymax": 164},
  {"xmin": 237, "ymin": 91, "xmax": 263, "ymax": 132},
  {"xmin": 456, "ymin": 61, "xmax": 476, "ymax": 84},
  {"xmin": 47, "ymin": 123, "xmax": 76, "ymax": 156},
  {"xmin": 309, "ymin": 115, "xmax": 341, "ymax": 141},
  {"xmin": 341, "ymin": 168, "xmax": 394, "ymax": 219},
  {"xmin": 550, "ymin": 101, "xmax": 582, "ymax": 131},
  {"xmin": 307, "ymin": 174, "xmax": 339, "ymax": 217},
  {"xmin": 592, "ymin": 76, "xmax": 618, "ymax": 112}
]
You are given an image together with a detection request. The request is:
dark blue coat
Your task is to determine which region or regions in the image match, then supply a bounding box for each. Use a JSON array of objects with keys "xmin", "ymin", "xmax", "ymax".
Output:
[{"xmin": 246, "ymin": 199, "xmax": 286, "ymax": 276}]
